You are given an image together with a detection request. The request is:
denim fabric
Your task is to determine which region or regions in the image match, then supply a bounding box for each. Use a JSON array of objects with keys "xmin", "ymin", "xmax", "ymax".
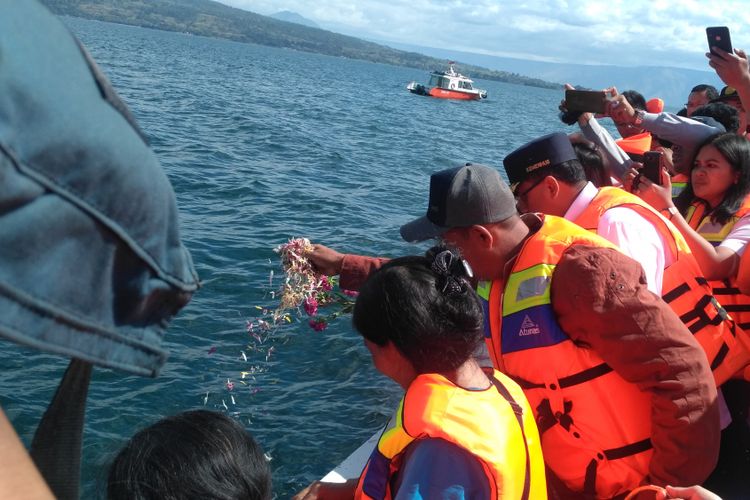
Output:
[{"xmin": 0, "ymin": 1, "xmax": 199, "ymax": 376}]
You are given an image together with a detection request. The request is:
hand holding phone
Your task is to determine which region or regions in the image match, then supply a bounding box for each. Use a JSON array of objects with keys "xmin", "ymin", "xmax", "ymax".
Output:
[
  {"xmin": 642, "ymin": 151, "xmax": 664, "ymax": 186},
  {"xmin": 707, "ymin": 26, "xmax": 733, "ymax": 57},
  {"xmin": 564, "ymin": 90, "xmax": 612, "ymax": 114}
]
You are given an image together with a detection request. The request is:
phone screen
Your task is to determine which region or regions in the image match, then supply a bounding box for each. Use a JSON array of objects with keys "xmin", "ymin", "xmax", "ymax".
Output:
[
  {"xmin": 565, "ymin": 90, "xmax": 610, "ymax": 114},
  {"xmin": 707, "ymin": 26, "xmax": 732, "ymax": 56},
  {"xmin": 642, "ymin": 151, "xmax": 663, "ymax": 185}
]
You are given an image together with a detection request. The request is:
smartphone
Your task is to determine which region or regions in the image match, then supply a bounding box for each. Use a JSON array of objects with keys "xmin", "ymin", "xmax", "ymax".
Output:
[
  {"xmin": 565, "ymin": 90, "xmax": 611, "ymax": 114},
  {"xmin": 707, "ymin": 26, "xmax": 732, "ymax": 56},
  {"xmin": 642, "ymin": 151, "xmax": 663, "ymax": 185}
]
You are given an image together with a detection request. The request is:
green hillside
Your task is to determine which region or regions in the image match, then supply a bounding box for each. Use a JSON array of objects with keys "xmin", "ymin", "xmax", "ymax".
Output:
[{"xmin": 41, "ymin": 0, "xmax": 561, "ymax": 90}]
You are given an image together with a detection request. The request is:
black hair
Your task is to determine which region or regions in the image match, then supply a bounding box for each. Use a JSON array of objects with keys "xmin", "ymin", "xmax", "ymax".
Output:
[
  {"xmin": 352, "ymin": 247, "xmax": 483, "ymax": 374},
  {"xmin": 675, "ymin": 133, "xmax": 750, "ymax": 225},
  {"xmin": 622, "ymin": 90, "xmax": 647, "ymax": 111},
  {"xmin": 107, "ymin": 410, "xmax": 272, "ymax": 500},
  {"xmin": 570, "ymin": 136, "xmax": 612, "ymax": 187},
  {"xmin": 691, "ymin": 84, "xmax": 719, "ymax": 101},
  {"xmin": 692, "ymin": 102, "xmax": 740, "ymax": 134},
  {"xmin": 676, "ymin": 107, "xmax": 688, "ymax": 117}
]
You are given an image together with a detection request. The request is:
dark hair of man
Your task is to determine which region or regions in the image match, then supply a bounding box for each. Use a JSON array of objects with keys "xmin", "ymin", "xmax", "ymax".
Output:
[
  {"xmin": 571, "ymin": 139, "xmax": 612, "ymax": 187},
  {"xmin": 692, "ymin": 102, "xmax": 740, "ymax": 134},
  {"xmin": 622, "ymin": 90, "xmax": 647, "ymax": 111},
  {"xmin": 691, "ymin": 84, "xmax": 719, "ymax": 101},
  {"xmin": 352, "ymin": 249, "xmax": 483, "ymax": 374},
  {"xmin": 675, "ymin": 133, "xmax": 750, "ymax": 225},
  {"xmin": 107, "ymin": 410, "xmax": 272, "ymax": 500}
]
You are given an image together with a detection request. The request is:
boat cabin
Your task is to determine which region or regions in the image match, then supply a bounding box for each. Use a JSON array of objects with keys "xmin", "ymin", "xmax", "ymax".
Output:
[{"xmin": 429, "ymin": 73, "xmax": 475, "ymax": 91}]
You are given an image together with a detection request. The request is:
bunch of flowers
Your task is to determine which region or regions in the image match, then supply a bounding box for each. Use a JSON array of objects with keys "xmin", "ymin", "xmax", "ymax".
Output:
[
  {"xmin": 247, "ymin": 238, "xmax": 357, "ymax": 334},
  {"xmin": 216, "ymin": 239, "xmax": 357, "ymax": 411}
]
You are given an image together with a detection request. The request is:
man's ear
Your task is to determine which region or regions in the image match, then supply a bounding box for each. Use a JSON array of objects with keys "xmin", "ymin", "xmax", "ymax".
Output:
[
  {"xmin": 543, "ymin": 175, "xmax": 561, "ymax": 198},
  {"xmin": 469, "ymin": 224, "xmax": 494, "ymax": 248}
]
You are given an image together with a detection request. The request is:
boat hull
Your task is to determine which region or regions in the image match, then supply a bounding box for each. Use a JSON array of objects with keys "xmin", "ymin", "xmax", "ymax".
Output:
[{"xmin": 428, "ymin": 87, "xmax": 482, "ymax": 100}]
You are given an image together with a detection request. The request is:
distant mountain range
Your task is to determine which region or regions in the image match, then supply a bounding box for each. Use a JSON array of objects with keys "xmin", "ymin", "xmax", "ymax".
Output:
[
  {"xmin": 270, "ymin": 10, "xmax": 319, "ymax": 29},
  {"xmin": 40, "ymin": 0, "xmax": 560, "ymax": 90}
]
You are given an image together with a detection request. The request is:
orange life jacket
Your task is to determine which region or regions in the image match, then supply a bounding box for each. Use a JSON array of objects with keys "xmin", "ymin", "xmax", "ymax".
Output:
[
  {"xmin": 476, "ymin": 215, "xmax": 653, "ymax": 499},
  {"xmin": 575, "ymin": 186, "xmax": 750, "ymax": 385},
  {"xmin": 354, "ymin": 370, "xmax": 547, "ymax": 500},
  {"xmin": 685, "ymin": 195, "xmax": 750, "ymax": 337},
  {"xmin": 616, "ymin": 132, "xmax": 652, "ymax": 159},
  {"xmin": 737, "ymin": 248, "xmax": 750, "ymax": 296}
]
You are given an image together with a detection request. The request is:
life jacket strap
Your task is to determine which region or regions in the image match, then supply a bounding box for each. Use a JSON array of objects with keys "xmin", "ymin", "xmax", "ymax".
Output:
[
  {"xmin": 512, "ymin": 362, "xmax": 613, "ymax": 390},
  {"xmin": 583, "ymin": 438, "xmax": 652, "ymax": 496},
  {"xmin": 489, "ymin": 373, "xmax": 531, "ymax": 500}
]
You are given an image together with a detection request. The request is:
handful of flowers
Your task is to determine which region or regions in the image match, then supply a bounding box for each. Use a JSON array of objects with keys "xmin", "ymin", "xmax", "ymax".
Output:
[{"xmin": 249, "ymin": 238, "xmax": 357, "ymax": 334}]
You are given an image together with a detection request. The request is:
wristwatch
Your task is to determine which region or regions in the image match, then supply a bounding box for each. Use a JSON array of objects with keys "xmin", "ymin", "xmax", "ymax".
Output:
[
  {"xmin": 661, "ymin": 206, "xmax": 679, "ymax": 220},
  {"xmin": 632, "ymin": 109, "xmax": 645, "ymax": 126}
]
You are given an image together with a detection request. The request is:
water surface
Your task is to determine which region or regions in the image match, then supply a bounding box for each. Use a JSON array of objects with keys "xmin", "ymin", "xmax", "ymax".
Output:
[{"xmin": 0, "ymin": 16, "xmax": 572, "ymax": 497}]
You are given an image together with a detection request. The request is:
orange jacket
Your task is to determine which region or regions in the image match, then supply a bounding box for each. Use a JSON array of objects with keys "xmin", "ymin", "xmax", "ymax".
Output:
[
  {"xmin": 476, "ymin": 216, "xmax": 653, "ymax": 498},
  {"xmin": 355, "ymin": 370, "xmax": 547, "ymax": 500},
  {"xmin": 615, "ymin": 132, "xmax": 652, "ymax": 158},
  {"xmin": 575, "ymin": 187, "xmax": 750, "ymax": 384},
  {"xmin": 685, "ymin": 195, "xmax": 750, "ymax": 339}
]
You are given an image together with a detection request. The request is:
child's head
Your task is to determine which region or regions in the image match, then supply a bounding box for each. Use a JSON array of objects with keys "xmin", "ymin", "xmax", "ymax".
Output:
[{"xmin": 107, "ymin": 410, "xmax": 271, "ymax": 500}]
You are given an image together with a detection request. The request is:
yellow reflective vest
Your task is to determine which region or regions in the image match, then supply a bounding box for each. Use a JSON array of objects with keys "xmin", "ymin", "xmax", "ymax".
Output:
[
  {"xmin": 685, "ymin": 195, "xmax": 750, "ymax": 339},
  {"xmin": 354, "ymin": 370, "xmax": 547, "ymax": 500}
]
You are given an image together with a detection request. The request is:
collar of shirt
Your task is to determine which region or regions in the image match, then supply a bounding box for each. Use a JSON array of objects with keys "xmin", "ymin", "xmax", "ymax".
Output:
[{"xmin": 563, "ymin": 181, "xmax": 598, "ymax": 222}]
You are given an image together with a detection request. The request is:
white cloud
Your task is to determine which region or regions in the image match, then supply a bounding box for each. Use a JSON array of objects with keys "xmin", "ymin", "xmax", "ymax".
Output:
[{"xmin": 219, "ymin": 0, "xmax": 750, "ymax": 70}]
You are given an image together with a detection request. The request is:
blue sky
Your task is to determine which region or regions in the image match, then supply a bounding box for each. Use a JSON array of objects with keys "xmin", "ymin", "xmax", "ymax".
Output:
[{"xmin": 217, "ymin": 0, "xmax": 750, "ymax": 71}]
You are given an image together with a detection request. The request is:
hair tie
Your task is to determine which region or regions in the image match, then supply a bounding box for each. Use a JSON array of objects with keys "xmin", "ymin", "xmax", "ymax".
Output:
[{"xmin": 430, "ymin": 250, "xmax": 472, "ymax": 296}]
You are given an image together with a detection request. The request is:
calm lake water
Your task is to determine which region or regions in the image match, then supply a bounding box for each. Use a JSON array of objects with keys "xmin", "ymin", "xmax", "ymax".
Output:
[{"xmin": 0, "ymin": 16, "xmax": 573, "ymax": 498}]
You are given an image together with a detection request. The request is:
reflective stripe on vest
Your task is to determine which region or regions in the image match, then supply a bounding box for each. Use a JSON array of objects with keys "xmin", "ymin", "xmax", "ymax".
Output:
[
  {"xmin": 671, "ymin": 173, "xmax": 689, "ymax": 201},
  {"xmin": 479, "ymin": 215, "xmax": 653, "ymax": 498},
  {"xmin": 575, "ymin": 186, "xmax": 750, "ymax": 385},
  {"xmin": 354, "ymin": 370, "xmax": 547, "ymax": 500}
]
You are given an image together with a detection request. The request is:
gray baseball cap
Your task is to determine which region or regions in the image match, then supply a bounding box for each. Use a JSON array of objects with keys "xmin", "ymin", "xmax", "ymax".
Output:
[{"xmin": 400, "ymin": 163, "xmax": 517, "ymax": 242}]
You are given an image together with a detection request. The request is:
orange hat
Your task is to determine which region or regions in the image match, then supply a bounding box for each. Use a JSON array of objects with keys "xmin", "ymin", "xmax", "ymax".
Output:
[{"xmin": 646, "ymin": 98, "xmax": 664, "ymax": 114}]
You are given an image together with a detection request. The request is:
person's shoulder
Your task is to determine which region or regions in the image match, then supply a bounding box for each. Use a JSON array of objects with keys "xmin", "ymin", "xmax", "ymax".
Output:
[
  {"xmin": 555, "ymin": 244, "xmax": 644, "ymax": 292},
  {"xmin": 394, "ymin": 438, "xmax": 489, "ymax": 499}
]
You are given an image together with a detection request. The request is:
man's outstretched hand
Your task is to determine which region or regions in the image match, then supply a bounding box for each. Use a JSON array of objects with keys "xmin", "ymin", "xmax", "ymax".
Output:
[{"xmin": 307, "ymin": 243, "xmax": 345, "ymax": 276}]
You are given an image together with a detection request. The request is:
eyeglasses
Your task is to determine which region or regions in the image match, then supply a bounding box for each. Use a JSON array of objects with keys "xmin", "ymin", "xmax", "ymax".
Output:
[{"xmin": 514, "ymin": 176, "xmax": 545, "ymax": 200}]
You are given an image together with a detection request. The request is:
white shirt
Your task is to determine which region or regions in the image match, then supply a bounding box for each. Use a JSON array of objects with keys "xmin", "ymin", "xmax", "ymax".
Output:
[
  {"xmin": 564, "ymin": 182, "xmax": 674, "ymax": 295},
  {"xmin": 705, "ymin": 214, "xmax": 750, "ymax": 257}
]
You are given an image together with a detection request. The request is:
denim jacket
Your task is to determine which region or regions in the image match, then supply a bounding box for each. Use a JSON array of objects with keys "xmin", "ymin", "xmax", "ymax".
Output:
[{"xmin": 0, "ymin": 1, "xmax": 199, "ymax": 376}]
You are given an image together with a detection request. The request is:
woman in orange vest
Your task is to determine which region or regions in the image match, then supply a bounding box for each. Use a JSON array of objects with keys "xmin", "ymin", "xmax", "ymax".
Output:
[
  {"xmin": 634, "ymin": 133, "xmax": 750, "ymax": 334},
  {"xmin": 294, "ymin": 249, "xmax": 547, "ymax": 500}
]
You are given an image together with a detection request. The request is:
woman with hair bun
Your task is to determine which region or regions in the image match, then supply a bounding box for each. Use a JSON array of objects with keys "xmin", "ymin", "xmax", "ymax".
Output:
[{"xmin": 295, "ymin": 248, "xmax": 546, "ymax": 500}]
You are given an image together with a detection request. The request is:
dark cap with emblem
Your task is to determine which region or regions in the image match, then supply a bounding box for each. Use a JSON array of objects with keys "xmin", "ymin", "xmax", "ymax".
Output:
[
  {"xmin": 400, "ymin": 163, "xmax": 517, "ymax": 242},
  {"xmin": 503, "ymin": 132, "xmax": 578, "ymax": 187}
]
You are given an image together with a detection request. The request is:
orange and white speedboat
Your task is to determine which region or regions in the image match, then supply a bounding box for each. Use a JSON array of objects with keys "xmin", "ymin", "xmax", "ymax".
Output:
[{"xmin": 407, "ymin": 62, "xmax": 487, "ymax": 100}]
